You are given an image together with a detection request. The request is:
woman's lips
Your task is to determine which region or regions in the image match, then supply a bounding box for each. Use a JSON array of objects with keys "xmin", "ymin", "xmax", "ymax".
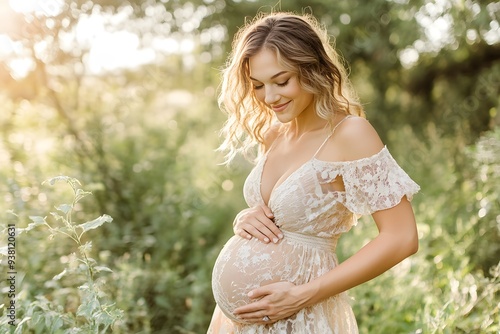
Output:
[{"xmin": 272, "ymin": 101, "xmax": 291, "ymax": 112}]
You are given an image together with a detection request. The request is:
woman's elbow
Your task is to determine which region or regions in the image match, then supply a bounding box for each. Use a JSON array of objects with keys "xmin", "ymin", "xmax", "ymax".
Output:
[
  {"xmin": 405, "ymin": 228, "xmax": 419, "ymax": 257},
  {"xmin": 393, "ymin": 224, "xmax": 419, "ymax": 259},
  {"xmin": 409, "ymin": 235, "xmax": 419, "ymax": 256}
]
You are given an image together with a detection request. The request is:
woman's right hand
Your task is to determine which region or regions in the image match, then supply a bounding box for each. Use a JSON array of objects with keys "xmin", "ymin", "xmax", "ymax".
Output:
[{"xmin": 233, "ymin": 205, "xmax": 283, "ymax": 243}]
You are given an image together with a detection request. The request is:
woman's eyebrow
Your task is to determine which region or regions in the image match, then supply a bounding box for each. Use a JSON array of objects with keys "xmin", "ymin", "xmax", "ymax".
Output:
[{"xmin": 249, "ymin": 71, "xmax": 288, "ymax": 81}]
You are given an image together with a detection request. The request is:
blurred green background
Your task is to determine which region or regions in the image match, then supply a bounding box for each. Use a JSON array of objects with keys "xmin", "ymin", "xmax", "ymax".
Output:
[{"xmin": 0, "ymin": 0, "xmax": 498, "ymax": 333}]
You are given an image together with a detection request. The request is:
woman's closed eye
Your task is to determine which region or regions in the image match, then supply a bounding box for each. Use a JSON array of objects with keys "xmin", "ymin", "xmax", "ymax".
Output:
[
  {"xmin": 277, "ymin": 79, "xmax": 289, "ymax": 87},
  {"xmin": 253, "ymin": 79, "xmax": 290, "ymax": 90}
]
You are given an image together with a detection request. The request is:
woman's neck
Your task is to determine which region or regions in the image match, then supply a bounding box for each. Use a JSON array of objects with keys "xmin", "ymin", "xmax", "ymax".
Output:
[{"xmin": 285, "ymin": 113, "xmax": 336, "ymax": 139}]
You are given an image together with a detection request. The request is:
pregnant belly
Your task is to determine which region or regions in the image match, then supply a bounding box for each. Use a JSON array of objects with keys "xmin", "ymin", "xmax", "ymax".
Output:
[{"xmin": 211, "ymin": 235, "xmax": 298, "ymax": 323}]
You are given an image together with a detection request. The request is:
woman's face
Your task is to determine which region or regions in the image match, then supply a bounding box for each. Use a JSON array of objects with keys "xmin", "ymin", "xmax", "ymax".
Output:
[{"xmin": 248, "ymin": 48, "xmax": 314, "ymax": 124}]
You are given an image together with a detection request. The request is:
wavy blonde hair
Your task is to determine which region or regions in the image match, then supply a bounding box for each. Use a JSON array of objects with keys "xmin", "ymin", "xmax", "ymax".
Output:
[{"xmin": 218, "ymin": 12, "xmax": 365, "ymax": 163}]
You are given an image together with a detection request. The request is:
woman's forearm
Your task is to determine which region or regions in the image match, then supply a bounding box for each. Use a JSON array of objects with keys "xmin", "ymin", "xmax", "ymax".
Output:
[{"xmin": 296, "ymin": 225, "xmax": 418, "ymax": 308}]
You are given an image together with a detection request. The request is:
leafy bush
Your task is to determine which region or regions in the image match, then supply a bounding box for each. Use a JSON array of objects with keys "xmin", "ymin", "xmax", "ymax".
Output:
[
  {"xmin": 0, "ymin": 73, "xmax": 245, "ymax": 333},
  {"xmin": 0, "ymin": 176, "xmax": 122, "ymax": 333}
]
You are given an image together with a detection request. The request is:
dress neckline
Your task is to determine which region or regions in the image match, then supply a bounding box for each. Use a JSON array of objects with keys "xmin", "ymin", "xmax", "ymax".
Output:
[{"xmin": 259, "ymin": 116, "xmax": 353, "ymax": 206}]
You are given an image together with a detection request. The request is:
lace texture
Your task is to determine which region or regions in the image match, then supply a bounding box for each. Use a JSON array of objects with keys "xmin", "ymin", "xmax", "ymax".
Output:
[{"xmin": 209, "ymin": 146, "xmax": 419, "ymax": 334}]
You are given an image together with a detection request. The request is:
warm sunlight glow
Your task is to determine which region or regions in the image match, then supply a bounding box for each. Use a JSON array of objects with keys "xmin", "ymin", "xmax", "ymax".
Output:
[
  {"xmin": 9, "ymin": 0, "xmax": 64, "ymax": 16},
  {"xmin": 0, "ymin": 1, "xmax": 212, "ymax": 78},
  {"xmin": 70, "ymin": 11, "xmax": 190, "ymax": 73},
  {"xmin": 87, "ymin": 31, "xmax": 156, "ymax": 73},
  {"xmin": 8, "ymin": 57, "xmax": 36, "ymax": 80},
  {"xmin": 0, "ymin": 34, "xmax": 15, "ymax": 57}
]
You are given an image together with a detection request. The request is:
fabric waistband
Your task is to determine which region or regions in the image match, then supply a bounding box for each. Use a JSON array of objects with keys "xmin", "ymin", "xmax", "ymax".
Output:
[{"xmin": 282, "ymin": 230, "xmax": 338, "ymax": 251}]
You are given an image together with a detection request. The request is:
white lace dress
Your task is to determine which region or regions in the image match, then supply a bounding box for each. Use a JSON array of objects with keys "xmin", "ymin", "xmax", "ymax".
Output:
[{"xmin": 208, "ymin": 138, "xmax": 420, "ymax": 334}]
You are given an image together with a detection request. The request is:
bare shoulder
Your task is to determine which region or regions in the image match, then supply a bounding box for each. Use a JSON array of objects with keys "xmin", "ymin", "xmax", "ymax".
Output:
[
  {"xmin": 262, "ymin": 122, "xmax": 282, "ymax": 152},
  {"xmin": 334, "ymin": 116, "xmax": 385, "ymax": 161}
]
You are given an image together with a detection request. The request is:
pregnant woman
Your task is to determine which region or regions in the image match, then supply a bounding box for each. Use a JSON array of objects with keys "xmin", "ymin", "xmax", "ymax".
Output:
[{"xmin": 208, "ymin": 12, "xmax": 420, "ymax": 334}]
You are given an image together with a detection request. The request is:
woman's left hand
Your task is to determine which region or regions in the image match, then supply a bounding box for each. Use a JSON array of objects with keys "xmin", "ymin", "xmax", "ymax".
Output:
[{"xmin": 232, "ymin": 281, "xmax": 304, "ymax": 324}]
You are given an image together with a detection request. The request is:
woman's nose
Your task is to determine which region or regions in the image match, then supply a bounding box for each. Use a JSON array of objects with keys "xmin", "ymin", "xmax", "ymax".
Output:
[{"xmin": 264, "ymin": 86, "xmax": 279, "ymax": 105}]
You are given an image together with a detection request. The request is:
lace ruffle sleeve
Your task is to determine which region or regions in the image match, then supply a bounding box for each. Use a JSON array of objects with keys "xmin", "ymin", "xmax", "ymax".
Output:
[{"xmin": 339, "ymin": 147, "xmax": 420, "ymax": 216}]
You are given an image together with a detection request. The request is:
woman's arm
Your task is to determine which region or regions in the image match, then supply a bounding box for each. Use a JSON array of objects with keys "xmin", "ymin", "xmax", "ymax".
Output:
[{"xmin": 297, "ymin": 197, "xmax": 418, "ymax": 306}]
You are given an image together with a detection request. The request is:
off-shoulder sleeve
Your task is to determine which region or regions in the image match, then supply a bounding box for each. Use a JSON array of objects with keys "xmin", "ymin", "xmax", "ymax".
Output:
[{"xmin": 339, "ymin": 146, "xmax": 420, "ymax": 215}]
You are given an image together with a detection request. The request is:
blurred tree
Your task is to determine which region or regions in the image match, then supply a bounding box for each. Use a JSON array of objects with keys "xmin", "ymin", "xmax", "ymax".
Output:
[{"xmin": 0, "ymin": 0, "xmax": 498, "ymax": 141}]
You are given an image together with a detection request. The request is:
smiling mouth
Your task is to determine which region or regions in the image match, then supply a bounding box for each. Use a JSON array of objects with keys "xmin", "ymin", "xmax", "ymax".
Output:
[{"xmin": 272, "ymin": 101, "xmax": 291, "ymax": 112}]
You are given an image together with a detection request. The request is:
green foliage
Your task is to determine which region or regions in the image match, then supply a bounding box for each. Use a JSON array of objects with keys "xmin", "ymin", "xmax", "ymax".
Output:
[
  {"xmin": 0, "ymin": 176, "xmax": 122, "ymax": 334},
  {"xmin": 1, "ymin": 57, "xmax": 244, "ymax": 332}
]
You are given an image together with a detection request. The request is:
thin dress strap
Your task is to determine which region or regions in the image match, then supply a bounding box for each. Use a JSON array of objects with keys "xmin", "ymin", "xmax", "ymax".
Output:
[
  {"xmin": 264, "ymin": 131, "xmax": 283, "ymax": 156},
  {"xmin": 313, "ymin": 115, "xmax": 353, "ymax": 158}
]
